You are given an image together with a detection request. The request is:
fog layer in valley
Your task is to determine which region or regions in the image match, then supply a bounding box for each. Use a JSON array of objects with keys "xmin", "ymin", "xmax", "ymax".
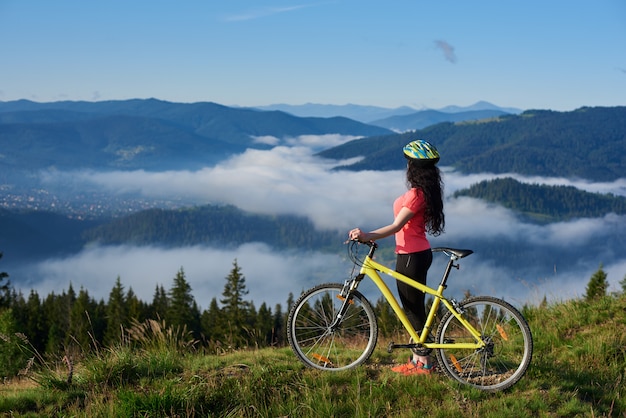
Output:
[{"xmin": 14, "ymin": 134, "xmax": 626, "ymax": 309}]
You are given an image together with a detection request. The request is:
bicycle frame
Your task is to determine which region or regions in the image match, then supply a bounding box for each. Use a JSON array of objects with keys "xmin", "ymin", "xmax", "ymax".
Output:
[{"xmin": 351, "ymin": 245, "xmax": 485, "ymax": 351}]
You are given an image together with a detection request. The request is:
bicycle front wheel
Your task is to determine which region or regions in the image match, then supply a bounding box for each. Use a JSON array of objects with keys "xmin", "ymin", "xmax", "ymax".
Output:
[
  {"xmin": 287, "ymin": 283, "xmax": 378, "ymax": 371},
  {"xmin": 435, "ymin": 296, "xmax": 533, "ymax": 392}
]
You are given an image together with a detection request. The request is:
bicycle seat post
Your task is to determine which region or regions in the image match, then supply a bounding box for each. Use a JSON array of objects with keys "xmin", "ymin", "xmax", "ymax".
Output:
[
  {"xmin": 432, "ymin": 247, "xmax": 474, "ymax": 289},
  {"xmin": 438, "ymin": 253, "xmax": 462, "ymax": 290}
]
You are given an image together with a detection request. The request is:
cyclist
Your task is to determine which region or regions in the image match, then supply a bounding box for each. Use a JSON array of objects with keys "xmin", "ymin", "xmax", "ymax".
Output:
[{"xmin": 348, "ymin": 139, "xmax": 445, "ymax": 376}]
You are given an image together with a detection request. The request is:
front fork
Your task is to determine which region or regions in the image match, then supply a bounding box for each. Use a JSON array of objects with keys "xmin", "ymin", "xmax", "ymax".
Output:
[{"xmin": 329, "ymin": 275, "xmax": 364, "ymax": 330}]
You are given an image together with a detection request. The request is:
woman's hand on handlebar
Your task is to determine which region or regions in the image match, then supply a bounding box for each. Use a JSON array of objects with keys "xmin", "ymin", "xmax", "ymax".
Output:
[{"xmin": 348, "ymin": 228, "xmax": 370, "ymax": 243}]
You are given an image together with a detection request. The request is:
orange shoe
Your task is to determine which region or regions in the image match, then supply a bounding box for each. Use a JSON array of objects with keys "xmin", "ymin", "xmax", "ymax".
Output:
[
  {"xmin": 391, "ymin": 358, "xmax": 424, "ymax": 373},
  {"xmin": 402, "ymin": 362, "xmax": 434, "ymax": 376}
]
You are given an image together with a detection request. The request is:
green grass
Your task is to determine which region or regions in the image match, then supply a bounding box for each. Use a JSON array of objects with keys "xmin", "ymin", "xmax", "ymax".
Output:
[{"xmin": 2, "ymin": 295, "xmax": 626, "ymax": 417}]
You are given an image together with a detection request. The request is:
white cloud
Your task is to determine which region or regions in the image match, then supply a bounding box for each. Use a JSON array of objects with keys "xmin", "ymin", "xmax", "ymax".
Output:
[
  {"xmin": 284, "ymin": 134, "xmax": 361, "ymax": 150},
  {"xmin": 252, "ymin": 135, "xmax": 280, "ymax": 146},
  {"xmin": 29, "ymin": 243, "xmax": 346, "ymax": 310},
  {"xmin": 442, "ymin": 167, "xmax": 626, "ymax": 197},
  {"xmin": 42, "ymin": 143, "xmax": 399, "ymax": 231},
  {"xmin": 444, "ymin": 196, "xmax": 626, "ymax": 249},
  {"xmin": 222, "ymin": 5, "xmax": 314, "ymax": 22},
  {"xmin": 41, "ymin": 141, "xmax": 625, "ymax": 235},
  {"xmin": 30, "ymin": 136, "xmax": 626, "ymax": 308},
  {"xmin": 22, "ymin": 238, "xmax": 624, "ymax": 312}
]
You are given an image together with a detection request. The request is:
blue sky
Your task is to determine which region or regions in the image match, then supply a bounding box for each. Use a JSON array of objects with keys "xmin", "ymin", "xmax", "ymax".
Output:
[{"xmin": 1, "ymin": 0, "xmax": 625, "ymax": 111}]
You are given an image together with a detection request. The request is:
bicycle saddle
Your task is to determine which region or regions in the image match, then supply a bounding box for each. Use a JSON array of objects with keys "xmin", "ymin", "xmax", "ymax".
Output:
[{"xmin": 432, "ymin": 247, "xmax": 474, "ymax": 258}]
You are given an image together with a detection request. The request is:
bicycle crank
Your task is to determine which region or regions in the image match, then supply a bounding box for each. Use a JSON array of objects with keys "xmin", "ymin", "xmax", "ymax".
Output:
[{"xmin": 387, "ymin": 341, "xmax": 431, "ymax": 355}]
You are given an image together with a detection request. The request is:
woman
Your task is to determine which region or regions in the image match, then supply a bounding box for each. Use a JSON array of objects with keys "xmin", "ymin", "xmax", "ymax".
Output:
[{"xmin": 348, "ymin": 139, "xmax": 445, "ymax": 376}]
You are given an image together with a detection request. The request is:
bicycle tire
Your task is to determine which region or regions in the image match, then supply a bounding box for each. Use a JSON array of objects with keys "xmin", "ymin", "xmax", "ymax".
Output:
[
  {"xmin": 287, "ymin": 283, "xmax": 378, "ymax": 371},
  {"xmin": 435, "ymin": 296, "xmax": 533, "ymax": 392}
]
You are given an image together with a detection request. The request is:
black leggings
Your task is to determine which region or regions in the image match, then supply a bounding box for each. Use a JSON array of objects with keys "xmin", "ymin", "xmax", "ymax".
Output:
[{"xmin": 395, "ymin": 249, "xmax": 432, "ymax": 332}]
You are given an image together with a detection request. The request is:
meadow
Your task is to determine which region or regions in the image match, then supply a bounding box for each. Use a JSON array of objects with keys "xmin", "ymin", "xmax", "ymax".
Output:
[{"xmin": 1, "ymin": 293, "xmax": 626, "ymax": 417}]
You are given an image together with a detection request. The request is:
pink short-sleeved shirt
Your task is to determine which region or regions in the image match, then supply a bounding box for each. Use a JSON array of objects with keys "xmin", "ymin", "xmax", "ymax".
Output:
[{"xmin": 393, "ymin": 188, "xmax": 430, "ymax": 254}]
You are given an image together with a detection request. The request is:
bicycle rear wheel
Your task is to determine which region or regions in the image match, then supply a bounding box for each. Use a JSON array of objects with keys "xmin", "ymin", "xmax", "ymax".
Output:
[
  {"xmin": 287, "ymin": 283, "xmax": 378, "ymax": 371},
  {"xmin": 435, "ymin": 296, "xmax": 533, "ymax": 392}
]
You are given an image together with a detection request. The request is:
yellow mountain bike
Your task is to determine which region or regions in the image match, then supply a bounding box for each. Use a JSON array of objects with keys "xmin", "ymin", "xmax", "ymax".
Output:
[{"xmin": 287, "ymin": 241, "xmax": 533, "ymax": 392}]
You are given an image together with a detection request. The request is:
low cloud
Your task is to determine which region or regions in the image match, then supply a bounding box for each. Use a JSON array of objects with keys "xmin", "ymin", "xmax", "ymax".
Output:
[
  {"xmin": 42, "ymin": 153, "xmax": 625, "ymax": 233},
  {"xmin": 284, "ymin": 134, "xmax": 361, "ymax": 150},
  {"xmin": 27, "ymin": 136, "xmax": 626, "ymax": 308},
  {"xmin": 22, "ymin": 237, "xmax": 625, "ymax": 311},
  {"xmin": 442, "ymin": 168, "xmax": 626, "ymax": 197},
  {"xmin": 252, "ymin": 135, "xmax": 281, "ymax": 146},
  {"xmin": 28, "ymin": 243, "xmax": 345, "ymax": 311},
  {"xmin": 41, "ymin": 142, "xmax": 394, "ymax": 231},
  {"xmin": 444, "ymin": 196, "xmax": 626, "ymax": 248}
]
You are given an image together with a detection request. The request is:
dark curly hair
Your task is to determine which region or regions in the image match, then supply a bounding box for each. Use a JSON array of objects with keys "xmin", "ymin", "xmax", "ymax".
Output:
[{"xmin": 406, "ymin": 160, "xmax": 445, "ymax": 236}]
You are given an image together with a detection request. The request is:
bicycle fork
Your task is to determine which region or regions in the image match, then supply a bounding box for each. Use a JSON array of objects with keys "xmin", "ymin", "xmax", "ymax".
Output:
[{"xmin": 328, "ymin": 275, "xmax": 364, "ymax": 331}]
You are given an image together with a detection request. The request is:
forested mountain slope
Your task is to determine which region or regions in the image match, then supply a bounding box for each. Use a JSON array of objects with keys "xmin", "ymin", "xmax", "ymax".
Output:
[
  {"xmin": 320, "ymin": 106, "xmax": 626, "ymax": 182},
  {"xmin": 81, "ymin": 205, "xmax": 343, "ymax": 249},
  {"xmin": 454, "ymin": 177, "xmax": 626, "ymax": 222},
  {"xmin": 0, "ymin": 205, "xmax": 344, "ymax": 264}
]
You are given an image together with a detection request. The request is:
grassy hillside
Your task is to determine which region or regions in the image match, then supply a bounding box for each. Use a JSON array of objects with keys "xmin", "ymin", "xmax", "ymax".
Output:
[{"xmin": 1, "ymin": 293, "xmax": 625, "ymax": 417}]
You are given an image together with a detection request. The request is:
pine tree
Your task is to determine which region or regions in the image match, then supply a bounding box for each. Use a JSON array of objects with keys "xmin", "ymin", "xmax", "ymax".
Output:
[
  {"xmin": 62, "ymin": 284, "xmax": 77, "ymax": 348},
  {"xmin": 272, "ymin": 303, "xmax": 284, "ymax": 346},
  {"xmin": 285, "ymin": 292, "xmax": 294, "ymax": 313},
  {"xmin": 201, "ymin": 297, "xmax": 222, "ymax": 343},
  {"xmin": 42, "ymin": 292, "xmax": 68, "ymax": 353},
  {"xmin": 0, "ymin": 308, "xmax": 30, "ymax": 378},
  {"xmin": 0, "ymin": 252, "xmax": 10, "ymax": 309},
  {"xmin": 255, "ymin": 302, "xmax": 274, "ymax": 347},
  {"xmin": 24, "ymin": 290, "xmax": 46, "ymax": 353},
  {"xmin": 126, "ymin": 287, "xmax": 147, "ymax": 323},
  {"xmin": 150, "ymin": 284, "xmax": 169, "ymax": 320},
  {"xmin": 91, "ymin": 300, "xmax": 107, "ymax": 346},
  {"xmin": 619, "ymin": 273, "xmax": 626, "ymax": 294},
  {"xmin": 282, "ymin": 292, "xmax": 294, "ymax": 343},
  {"xmin": 167, "ymin": 268, "xmax": 201, "ymax": 337},
  {"xmin": 584, "ymin": 264, "xmax": 609, "ymax": 301},
  {"xmin": 375, "ymin": 296, "xmax": 401, "ymax": 337},
  {"xmin": 220, "ymin": 259, "xmax": 250, "ymax": 347},
  {"xmin": 6, "ymin": 290, "xmax": 26, "ymax": 332},
  {"xmin": 104, "ymin": 277, "xmax": 128, "ymax": 346},
  {"xmin": 68, "ymin": 287, "xmax": 95, "ymax": 351}
]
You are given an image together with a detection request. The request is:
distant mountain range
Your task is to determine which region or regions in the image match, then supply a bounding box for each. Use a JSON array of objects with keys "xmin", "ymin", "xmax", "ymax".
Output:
[
  {"xmin": 0, "ymin": 99, "xmax": 392, "ymax": 172},
  {"xmin": 0, "ymin": 98, "xmax": 528, "ymax": 176},
  {"xmin": 254, "ymin": 100, "xmax": 522, "ymax": 124},
  {"xmin": 1, "ymin": 100, "xmax": 624, "ymax": 184},
  {"xmin": 1, "ymin": 99, "xmax": 624, "ymax": 183},
  {"xmin": 368, "ymin": 109, "xmax": 509, "ymax": 132}
]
